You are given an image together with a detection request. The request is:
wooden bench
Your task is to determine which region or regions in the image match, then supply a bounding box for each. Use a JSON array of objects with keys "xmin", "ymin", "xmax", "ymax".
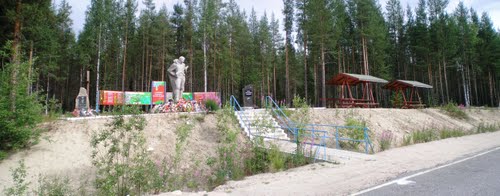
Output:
[
  {"xmin": 354, "ymin": 102, "xmax": 379, "ymax": 108},
  {"xmin": 403, "ymin": 103, "xmax": 426, "ymax": 109}
]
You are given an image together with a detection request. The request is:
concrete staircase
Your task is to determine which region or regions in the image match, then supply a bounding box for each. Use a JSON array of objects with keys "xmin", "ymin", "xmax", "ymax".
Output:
[{"xmin": 235, "ymin": 108, "xmax": 289, "ymax": 140}]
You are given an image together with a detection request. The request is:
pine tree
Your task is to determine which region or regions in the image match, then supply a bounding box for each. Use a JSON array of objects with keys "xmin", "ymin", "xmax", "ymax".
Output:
[{"xmin": 283, "ymin": 0, "xmax": 293, "ymax": 104}]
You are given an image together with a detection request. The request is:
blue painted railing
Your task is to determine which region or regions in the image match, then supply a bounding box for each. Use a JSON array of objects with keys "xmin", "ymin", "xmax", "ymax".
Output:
[
  {"xmin": 264, "ymin": 96, "xmax": 295, "ymax": 135},
  {"xmin": 230, "ymin": 95, "xmax": 327, "ymax": 161},
  {"xmin": 229, "ymin": 95, "xmax": 252, "ymax": 136},
  {"xmin": 302, "ymin": 124, "xmax": 373, "ymax": 154},
  {"xmin": 263, "ymin": 96, "xmax": 373, "ymax": 154}
]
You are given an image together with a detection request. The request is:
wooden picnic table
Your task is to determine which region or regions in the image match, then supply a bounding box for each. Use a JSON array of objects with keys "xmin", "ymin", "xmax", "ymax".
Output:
[{"xmin": 322, "ymin": 98, "xmax": 379, "ymax": 108}]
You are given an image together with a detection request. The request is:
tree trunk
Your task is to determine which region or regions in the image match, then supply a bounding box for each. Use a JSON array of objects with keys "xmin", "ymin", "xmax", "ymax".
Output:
[
  {"xmin": 321, "ymin": 43, "xmax": 326, "ymax": 107},
  {"xmin": 273, "ymin": 63, "xmax": 276, "ymax": 99},
  {"xmin": 122, "ymin": 18, "xmax": 128, "ymax": 99},
  {"xmin": 443, "ymin": 57, "xmax": 449, "ymax": 102},
  {"xmin": 28, "ymin": 41, "xmax": 33, "ymax": 95},
  {"xmin": 285, "ymin": 42, "xmax": 290, "ymax": 104},
  {"xmin": 438, "ymin": 61, "xmax": 444, "ymax": 104},
  {"xmin": 489, "ymin": 71, "xmax": 494, "ymax": 106},
  {"xmin": 313, "ymin": 62, "xmax": 317, "ymax": 106},
  {"xmin": 10, "ymin": 0, "xmax": 22, "ymax": 112},
  {"xmin": 304, "ymin": 32, "xmax": 308, "ymax": 103},
  {"xmin": 189, "ymin": 34, "xmax": 194, "ymax": 92},
  {"xmin": 203, "ymin": 32, "xmax": 207, "ymax": 92},
  {"xmin": 141, "ymin": 31, "xmax": 145, "ymax": 92}
]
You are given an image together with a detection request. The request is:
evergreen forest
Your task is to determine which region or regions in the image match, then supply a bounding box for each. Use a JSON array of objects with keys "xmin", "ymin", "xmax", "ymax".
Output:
[{"xmin": 1, "ymin": 0, "xmax": 500, "ymax": 113}]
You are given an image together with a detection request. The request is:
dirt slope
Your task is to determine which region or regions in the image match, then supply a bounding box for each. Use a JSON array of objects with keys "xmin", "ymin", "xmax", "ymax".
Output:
[
  {"xmin": 0, "ymin": 113, "xmax": 225, "ymax": 193},
  {"xmin": 0, "ymin": 108, "xmax": 498, "ymax": 194},
  {"xmin": 309, "ymin": 108, "xmax": 500, "ymax": 150}
]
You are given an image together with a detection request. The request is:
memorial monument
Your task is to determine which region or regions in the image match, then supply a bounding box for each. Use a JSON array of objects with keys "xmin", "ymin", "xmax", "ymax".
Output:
[
  {"xmin": 168, "ymin": 56, "xmax": 188, "ymax": 102},
  {"xmin": 243, "ymin": 85, "xmax": 253, "ymax": 108},
  {"xmin": 72, "ymin": 87, "xmax": 91, "ymax": 117}
]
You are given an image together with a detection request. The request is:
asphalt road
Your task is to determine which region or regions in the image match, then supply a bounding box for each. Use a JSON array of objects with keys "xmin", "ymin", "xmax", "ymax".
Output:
[{"xmin": 359, "ymin": 147, "xmax": 500, "ymax": 196}]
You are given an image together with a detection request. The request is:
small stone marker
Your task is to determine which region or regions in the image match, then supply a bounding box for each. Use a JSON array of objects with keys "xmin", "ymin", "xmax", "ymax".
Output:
[
  {"xmin": 243, "ymin": 85, "xmax": 253, "ymax": 108},
  {"xmin": 73, "ymin": 87, "xmax": 90, "ymax": 117}
]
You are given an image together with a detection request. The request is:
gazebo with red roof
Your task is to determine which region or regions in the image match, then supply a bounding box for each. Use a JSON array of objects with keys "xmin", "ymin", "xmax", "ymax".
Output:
[
  {"xmin": 325, "ymin": 73, "xmax": 388, "ymax": 108},
  {"xmin": 383, "ymin": 80, "xmax": 433, "ymax": 108}
]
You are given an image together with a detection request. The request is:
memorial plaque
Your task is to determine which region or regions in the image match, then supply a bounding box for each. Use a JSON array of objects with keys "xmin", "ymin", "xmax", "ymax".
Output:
[
  {"xmin": 75, "ymin": 87, "xmax": 90, "ymax": 110},
  {"xmin": 243, "ymin": 85, "xmax": 253, "ymax": 107}
]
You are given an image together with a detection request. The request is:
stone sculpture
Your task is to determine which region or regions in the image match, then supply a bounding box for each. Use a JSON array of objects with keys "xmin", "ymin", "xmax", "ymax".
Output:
[{"xmin": 168, "ymin": 56, "xmax": 188, "ymax": 102}]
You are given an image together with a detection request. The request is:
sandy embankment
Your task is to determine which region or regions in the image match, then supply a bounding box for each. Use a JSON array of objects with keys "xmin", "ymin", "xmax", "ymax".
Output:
[
  {"xmin": 0, "ymin": 108, "xmax": 498, "ymax": 195},
  {"xmin": 0, "ymin": 113, "xmax": 225, "ymax": 193}
]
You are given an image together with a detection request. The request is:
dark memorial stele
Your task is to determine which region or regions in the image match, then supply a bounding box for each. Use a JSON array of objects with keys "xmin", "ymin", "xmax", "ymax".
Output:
[{"xmin": 243, "ymin": 85, "xmax": 253, "ymax": 107}]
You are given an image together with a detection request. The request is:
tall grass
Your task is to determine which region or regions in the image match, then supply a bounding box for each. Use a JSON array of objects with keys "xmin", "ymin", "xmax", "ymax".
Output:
[
  {"xmin": 441, "ymin": 102, "xmax": 468, "ymax": 119},
  {"xmin": 439, "ymin": 129, "xmax": 466, "ymax": 139},
  {"xmin": 378, "ymin": 131, "xmax": 393, "ymax": 151},
  {"xmin": 476, "ymin": 122, "xmax": 498, "ymax": 133}
]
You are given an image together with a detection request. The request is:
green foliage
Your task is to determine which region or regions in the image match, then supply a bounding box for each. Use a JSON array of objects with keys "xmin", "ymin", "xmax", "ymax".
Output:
[
  {"xmin": 4, "ymin": 160, "xmax": 30, "ymax": 196},
  {"xmin": 390, "ymin": 92, "xmax": 404, "ymax": 108},
  {"xmin": 476, "ymin": 122, "xmax": 498, "ymax": 133},
  {"xmin": 411, "ymin": 129, "xmax": 436, "ymax": 144},
  {"xmin": 210, "ymin": 106, "xmax": 245, "ymax": 188},
  {"xmin": 439, "ymin": 129, "xmax": 466, "ymax": 139},
  {"xmin": 269, "ymin": 145, "xmax": 287, "ymax": 172},
  {"xmin": 441, "ymin": 102, "xmax": 468, "ymax": 119},
  {"xmin": 104, "ymin": 105, "xmax": 143, "ymax": 115},
  {"xmin": 339, "ymin": 118, "xmax": 366, "ymax": 150},
  {"xmin": 194, "ymin": 115, "xmax": 205, "ymax": 122},
  {"xmin": 0, "ymin": 150, "xmax": 7, "ymax": 160},
  {"xmin": 244, "ymin": 138, "xmax": 269, "ymax": 175},
  {"xmin": 170, "ymin": 122, "xmax": 194, "ymax": 182},
  {"xmin": 90, "ymin": 114, "xmax": 161, "ymax": 195},
  {"xmin": 0, "ymin": 61, "xmax": 43, "ymax": 155},
  {"xmin": 378, "ymin": 131, "xmax": 393, "ymax": 151},
  {"xmin": 402, "ymin": 134, "xmax": 412, "ymax": 146},
  {"xmin": 47, "ymin": 97, "xmax": 62, "ymax": 118},
  {"xmin": 204, "ymin": 99, "xmax": 220, "ymax": 112},
  {"xmin": 34, "ymin": 175, "xmax": 73, "ymax": 196}
]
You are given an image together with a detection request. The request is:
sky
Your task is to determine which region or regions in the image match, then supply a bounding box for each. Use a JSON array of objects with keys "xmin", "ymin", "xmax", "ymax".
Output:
[{"xmin": 55, "ymin": 0, "xmax": 500, "ymax": 36}]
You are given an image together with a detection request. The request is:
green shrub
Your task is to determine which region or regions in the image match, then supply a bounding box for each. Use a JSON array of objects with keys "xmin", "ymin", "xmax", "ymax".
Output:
[
  {"xmin": 439, "ymin": 129, "xmax": 465, "ymax": 139},
  {"xmin": 34, "ymin": 175, "xmax": 73, "ymax": 196},
  {"xmin": 390, "ymin": 92, "xmax": 404, "ymax": 108},
  {"xmin": 4, "ymin": 160, "xmax": 30, "ymax": 196},
  {"xmin": 204, "ymin": 99, "xmax": 219, "ymax": 112},
  {"xmin": 0, "ymin": 150, "xmax": 7, "ymax": 160},
  {"xmin": 339, "ymin": 118, "xmax": 366, "ymax": 150},
  {"xmin": 268, "ymin": 144, "xmax": 286, "ymax": 172},
  {"xmin": 244, "ymin": 138, "xmax": 269, "ymax": 175},
  {"xmin": 441, "ymin": 102, "xmax": 468, "ymax": 119},
  {"xmin": 210, "ymin": 106, "xmax": 245, "ymax": 188},
  {"xmin": 109, "ymin": 105, "xmax": 142, "ymax": 115},
  {"xmin": 47, "ymin": 97, "xmax": 62, "ymax": 118},
  {"xmin": 378, "ymin": 131, "xmax": 393, "ymax": 151},
  {"xmin": 91, "ymin": 114, "xmax": 162, "ymax": 195},
  {"xmin": 0, "ymin": 61, "xmax": 43, "ymax": 154},
  {"xmin": 411, "ymin": 129, "xmax": 436, "ymax": 143},
  {"xmin": 476, "ymin": 123, "xmax": 497, "ymax": 133},
  {"xmin": 402, "ymin": 134, "xmax": 412, "ymax": 146}
]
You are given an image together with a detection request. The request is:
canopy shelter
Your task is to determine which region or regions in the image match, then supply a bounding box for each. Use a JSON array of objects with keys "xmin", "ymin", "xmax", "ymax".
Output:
[
  {"xmin": 325, "ymin": 73, "xmax": 388, "ymax": 108},
  {"xmin": 383, "ymin": 80, "xmax": 432, "ymax": 108}
]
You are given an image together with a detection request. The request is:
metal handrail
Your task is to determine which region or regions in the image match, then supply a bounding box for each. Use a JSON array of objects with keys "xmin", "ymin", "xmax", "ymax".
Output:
[
  {"xmin": 262, "ymin": 96, "xmax": 373, "ymax": 154},
  {"xmin": 264, "ymin": 96, "xmax": 295, "ymax": 135},
  {"xmin": 302, "ymin": 124, "xmax": 373, "ymax": 154},
  {"xmin": 229, "ymin": 95, "xmax": 253, "ymax": 136}
]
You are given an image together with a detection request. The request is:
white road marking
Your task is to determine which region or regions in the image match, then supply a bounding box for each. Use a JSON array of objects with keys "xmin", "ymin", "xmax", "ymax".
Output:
[
  {"xmin": 396, "ymin": 179, "xmax": 415, "ymax": 185},
  {"xmin": 351, "ymin": 146, "xmax": 500, "ymax": 195}
]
